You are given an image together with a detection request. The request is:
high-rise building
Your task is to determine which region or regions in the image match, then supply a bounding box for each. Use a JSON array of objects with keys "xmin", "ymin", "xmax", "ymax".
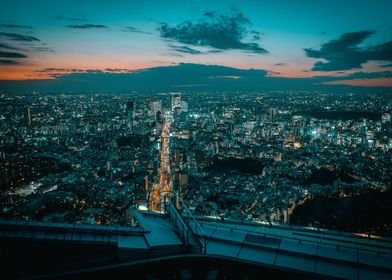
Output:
[
  {"xmin": 382, "ymin": 112, "xmax": 391, "ymax": 123},
  {"xmin": 180, "ymin": 100, "xmax": 188, "ymax": 112},
  {"xmin": 269, "ymin": 108, "xmax": 274, "ymax": 136},
  {"xmin": 156, "ymin": 111, "xmax": 163, "ymax": 125},
  {"xmin": 149, "ymin": 100, "xmax": 162, "ymax": 118},
  {"xmin": 145, "ymin": 175, "xmax": 150, "ymax": 193},
  {"xmin": 125, "ymin": 101, "xmax": 135, "ymax": 131},
  {"xmin": 26, "ymin": 105, "xmax": 32, "ymax": 126},
  {"xmin": 126, "ymin": 101, "xmax": 135, "ymax": 115},
  {"xmin": 171, "ymin": 93, "xmax": 181, "ymax": 111},
  {"xmin": 179, "ymin": 173, "xmax": 188, "ymax": 187},
  {"xmin": 269, "ymin": 108, "xmax": 274, "ymax": 124}
]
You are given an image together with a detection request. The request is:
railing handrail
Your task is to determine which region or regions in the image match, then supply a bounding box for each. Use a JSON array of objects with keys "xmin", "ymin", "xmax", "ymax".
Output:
[
  {"xmin": 177, "ymin": 199, "xmax": 207, "ymax": 237},
  {"xmin": 0, "ymin": 219, "xmax": 146, "ymax": 235},
  {"xmin": 165, "ymin": 194, "xmax": 205, "ymax": 253},
  {"xmin": 188, "ymin": 219, "xmax": 392, "ymax": 255},
  {"xmin": 165, "ymin": 203, "xmax": 189, "ymax": 247}
]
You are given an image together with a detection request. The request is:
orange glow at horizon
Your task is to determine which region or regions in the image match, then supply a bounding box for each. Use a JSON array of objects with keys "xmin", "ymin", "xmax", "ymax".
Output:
[
  {"xmin": 1, "ymin": 60, "xmax": 391, "ymax": 88},
  {"xmin": 0, "ymin": 58, "xmax": 167, "ymax": 80}
]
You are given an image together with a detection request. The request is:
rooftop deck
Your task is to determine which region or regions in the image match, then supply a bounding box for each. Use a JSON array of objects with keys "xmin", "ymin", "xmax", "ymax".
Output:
[{"xmin": 1, "ymin": 204, "xmax": 391, "ymax": 279}]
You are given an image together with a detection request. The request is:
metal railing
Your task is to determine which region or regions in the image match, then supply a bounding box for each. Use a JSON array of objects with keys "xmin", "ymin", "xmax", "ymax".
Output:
[
  {"xmin": 164, "ymin": 194, "xmax": 206, "ymax": 253},
  {"xmin": 192, "ymin": 219, "xmax": 392, "ymax": 256},
  {"xmin": 0, "ymin": 219, "xmax": 146, "ymax": 236},
  {"xmin": 166, "ymin": 203, "xmax": 190, "ymax": 247}
]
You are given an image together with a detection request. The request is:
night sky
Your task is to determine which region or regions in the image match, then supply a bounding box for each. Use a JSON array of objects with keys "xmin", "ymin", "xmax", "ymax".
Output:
[{"xmin": 1, "ymin": 0, "xmax": 391, "ymax": 91}]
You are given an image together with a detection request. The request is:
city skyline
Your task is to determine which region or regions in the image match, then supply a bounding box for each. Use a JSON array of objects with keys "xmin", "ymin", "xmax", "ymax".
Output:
[{"xmin": 1, "ymin": 0, "xmax": 392, "ymax": 90}]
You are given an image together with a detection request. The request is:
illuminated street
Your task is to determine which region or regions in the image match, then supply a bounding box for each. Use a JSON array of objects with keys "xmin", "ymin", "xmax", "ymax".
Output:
[{"xmin": 151, "ymin": 111, "xmax": 172, "ymax": 211}]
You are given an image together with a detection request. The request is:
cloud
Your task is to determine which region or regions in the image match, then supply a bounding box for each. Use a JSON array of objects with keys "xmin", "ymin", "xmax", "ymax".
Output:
[
  {"xmin": 381, "ymin": 63, "xmax": 392, "ymax": 68},
  {"xmin": 318, "ymin": 71, "xmax": 392, "ymax": 87},
  {"xmin": 158, "ymin": 10, "xmax": 267, "ymax": 54},
  {"xmin": 323, "ymin": 71, "xmax": 392, "ymax": 80},
  {"xmin": 105, "ymin": 68, "xmax": 132, "ymax": 73},
  {"xmin": 31, "ymin": 46, "xmax": 53, "ymax": 52},
  {"xmin": 169, "ymin": 45, "xmax": 202, "ymax": 54},
  {"xmin": 0, "ymin": 59, "xmax": 18, "ymax": 64},
  {"xmin": 0, "ymin": 24, "xmax": 33, "ymax": 29},
  {"xmin": 56, "ymin": 16, "xmax": 86, "ymax": 21},
  {"xmin": 368, "ymin": 40, "xmax": 392, "ymax": 61},
  {"xmin": 36, "ymin": 68, "xmax": 133, "ymax": 75},
  {"xmin": 0, "ymin": 32, "xmax": 39, "ymax": 41},
  {"xmin": 124, "ymin": 26, "xmax": 152, "ymax": 34},
  {"xmin": 36, "ymin": 68, "xmax": 70, "ymax": 72},
  {"xmin": 0, "ymin": 42, "xmax": 18, "ymax": 50},
  {"xmin": 352, "ymin": 71, "xmax": 392, "ymax": 79},
  {"xmin": 208, "ymin": 75, "xmax": 241, "ymax": 79},
  {"xmin": 36, "ymin": 68, "xmax": 84, "ymax": 73},
  {"xmin": 0, "ymin": 50, "xmax": 27, "ymax": 58},
  {"xmin": 67, "ymin": 24, "xmax": 108, "ymax": 29},
  {"xmin": 322, "ymin": 78, "xmax": 392, "ymax": 87},
  {"xmin": 250, "ymin": 31, "xmax": 261, "ymax": 40},
  {"xmin": 35, "ymin": 68, "xmax": 106, "ymax": 77},
  {"xmin": 305, "ymin": 30, "xmax": 392, "ymax": 71}
]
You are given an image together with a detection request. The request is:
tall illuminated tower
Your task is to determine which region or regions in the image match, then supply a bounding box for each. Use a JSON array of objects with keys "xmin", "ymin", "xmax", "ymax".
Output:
[
  {"xmin": 171, "ymin": 93, "xmax": 181, "ymax": 111},
  {"xmin": 26, "ymin": 105, "xmax": 32, "ymax": 126}
]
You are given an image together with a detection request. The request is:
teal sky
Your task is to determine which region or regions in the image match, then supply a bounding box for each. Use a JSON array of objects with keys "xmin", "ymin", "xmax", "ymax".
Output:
[{"xmin": 0, "ymin": 0, "xmax": 391, "ymax": 89}]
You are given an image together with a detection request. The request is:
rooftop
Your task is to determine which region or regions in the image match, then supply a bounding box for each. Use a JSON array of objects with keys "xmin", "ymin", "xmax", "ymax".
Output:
[{"xmin": 1, "ymin": 201, "xmax": 391, "ymax": 279}]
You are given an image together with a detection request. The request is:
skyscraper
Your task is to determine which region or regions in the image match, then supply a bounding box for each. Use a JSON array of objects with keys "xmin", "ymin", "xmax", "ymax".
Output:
[
  {"xmin": 171, "ymin": 93, "xmax": 181, "ymax": 111},
  {"xmin": 126, "ymin": 101, "xmax": 135, "ymax": 114},
  {"xmin": 149, "ymin": 100, "xmax": 162, "ymax": 118},
  {"xmin": 26, "ymin": 105, "xmax": 32, "ymax": 126},
  {"xmin": 180, "ymin": 100, "xmax": 188, "ymax": 112},
  {"xmin": 269, "ymin": 108, "xmax": 274, "ymax": 136},
  {"xmin": 269, "ymin": 108, "xmax": 274, "ymax": 124},
  {"xmin": 125, "ymin": 101, "xmax": 135, "ymax": 131}
]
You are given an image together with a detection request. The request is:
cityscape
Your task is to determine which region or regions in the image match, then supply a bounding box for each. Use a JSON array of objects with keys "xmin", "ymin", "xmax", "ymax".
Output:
[
  {"xmin": 1, "ymin": 0, "xmax": 392, "ymax": 279},
  {"xmin": 1, "ymin": 91, "xmax": 391, "ymax": 236}
]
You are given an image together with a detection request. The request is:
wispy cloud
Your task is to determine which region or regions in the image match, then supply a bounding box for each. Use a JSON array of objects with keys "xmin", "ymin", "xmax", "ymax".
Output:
[
  {"xmin": 0, "ymin": 50, "xmax": 27, "ymax": 58},
  {"xmin": 0, "ymin": 24, "xmax": 33, "ymax": 29},
  {"xmin": 67, "ymin": 24, "xmax": 108, "ymax": 29},
  {"xmin": 105, "ymin": 68, "xmax": 133, "ymax": 73},
  {"xmin": 0, "ymin": 32, "xmax": 39, "ymax": 41},
  {"xmin": 169, "ymin": 45, "xmax": 202, "ymax": 54},
  {"xmin": 124, "ymin": 26, "xmax": 152, "ymax": 34},
  {"xmin": 0, "ymin": 59, "xmax": 18, "ymax": 64},
  {"xmin": 56, "ymin": 16, "xmax": 86, "ymax": 21},
  {"xmin": 36, "ymin": 68, "xmax": 88, "ymax": 73},
  {"xmin": 0, "ymin": 42, "xmax": 19, "ymax": 50},
  {"xmin": 31, "ymin": 46, "xmax": 53, "ymax": 52},
  {"xmin": 0, "ymin": 33, "xmax": 52, "ymax": 65}
]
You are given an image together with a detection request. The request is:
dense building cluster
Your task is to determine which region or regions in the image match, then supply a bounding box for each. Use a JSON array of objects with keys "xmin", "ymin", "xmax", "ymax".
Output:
[{"xmin": 0, "ymin": 91, "xmax": 391, "ymax": 229}]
